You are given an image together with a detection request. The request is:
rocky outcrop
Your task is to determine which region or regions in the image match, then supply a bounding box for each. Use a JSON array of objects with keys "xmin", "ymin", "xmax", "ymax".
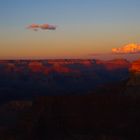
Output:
[
  {"xmin": 28, "ymin": 62, "xmax": 44, "ymax": 73},
  {"xmin": 96, "ymin": 59, "xmax": 130, "ymax": 71},
  {"xmin": 130, "ymin": 59, "xmax": 140, "ymax": 73},
  {"xmin": 124, "ymin": 59, "xmax": 140, "ymax": 96}
]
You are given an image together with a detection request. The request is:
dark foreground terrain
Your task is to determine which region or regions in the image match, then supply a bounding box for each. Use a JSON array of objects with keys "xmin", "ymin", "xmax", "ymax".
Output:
[{"xmin": 0, "ymin": 59, "xmax": 140, "ymax": 140}]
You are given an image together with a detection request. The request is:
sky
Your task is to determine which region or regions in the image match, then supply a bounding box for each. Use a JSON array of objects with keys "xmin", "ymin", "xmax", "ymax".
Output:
[{"xmin": 0, "ymin": 0, "xmax": 140, "ymax": 60}]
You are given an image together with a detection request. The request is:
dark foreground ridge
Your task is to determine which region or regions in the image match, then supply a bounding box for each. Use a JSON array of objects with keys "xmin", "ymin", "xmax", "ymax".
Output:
[{"xmin": 0, "ymin": 59, "xmax": 140, "ymax": 140}]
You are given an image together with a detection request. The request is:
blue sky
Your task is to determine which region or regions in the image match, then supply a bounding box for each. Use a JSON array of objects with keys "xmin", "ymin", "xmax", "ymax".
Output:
[
  {"xmin": 1, "ymin": 0, "xmax": 140, "ymax": 26},
  {"xmin": 0, "ymin": 0, "xmax": 140, "ymax": 59}
]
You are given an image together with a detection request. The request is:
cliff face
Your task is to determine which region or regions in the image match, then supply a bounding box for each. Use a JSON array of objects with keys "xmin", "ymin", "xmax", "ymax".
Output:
[
  {"xmin": 130, "ymin": 59, "xmax": 140, "ymax": 73},
  {"xmin": 124, "ymin": 59, "xmax": 140, "ymax": 96},
  {"xmin": 96, "ymin": 59, "xmax": 130, "ymax": 71}
]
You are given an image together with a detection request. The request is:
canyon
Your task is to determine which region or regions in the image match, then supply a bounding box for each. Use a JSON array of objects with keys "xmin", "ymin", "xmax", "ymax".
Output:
[{"xmin": 0, "ymin": 58, "xmax": 139, "ymax": 140}]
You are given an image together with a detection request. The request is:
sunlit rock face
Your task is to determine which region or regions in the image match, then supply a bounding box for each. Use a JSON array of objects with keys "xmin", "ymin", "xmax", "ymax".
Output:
[
  {"xmin": 128, "ymin": 59, "xmax": 140, "ymax": 85},
  {"xmin": 52, "ymin": 63, "xmax": 71, "ymax": 73},
  {"xmin": 80, "ymin": 60, "xmax": 92, "ymax": 67},
  {"xmin": 101, "ymin": 59, "xmax": 130, "ymax": 71},
  {"xmin": 130, "ymin": 59, "xmax": 140, "ymax": 73},
  {"xmin": 28, "ymin": 62, "xmax": 44, "ymax": 73},
  {"xmin": 124, "ymin": 59, "xmax": 140, "ymax": 96},
  {"xmin": 28, "ymin": 61, "xmax": 71, "ymax": 74}
]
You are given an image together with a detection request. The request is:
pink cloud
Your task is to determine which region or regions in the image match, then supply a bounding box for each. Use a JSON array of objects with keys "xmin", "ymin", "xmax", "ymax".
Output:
[
  {"xmin": 40, "ymin": 24, "xmax": 56, "ymax": 30},
  {"xmin": 27, "ymin": 23, "xmax": 57, "ymax": 31}
]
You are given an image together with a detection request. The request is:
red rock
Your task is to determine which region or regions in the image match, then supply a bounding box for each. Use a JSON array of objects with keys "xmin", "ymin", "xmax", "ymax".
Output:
[
  {"xmin": 130, "ymin": 59, "xmax": 140, "ymax": 73},
  {"xmin": 80, "ymin": 60, "xmax": 92, "ymax": 67},
  {"xmin": 28, "ymin": 62, "xmax": 44, "ymax": 73},
  {"xmin": 103, "ymin": 59, "xmax": 130, "ymax": 71}
]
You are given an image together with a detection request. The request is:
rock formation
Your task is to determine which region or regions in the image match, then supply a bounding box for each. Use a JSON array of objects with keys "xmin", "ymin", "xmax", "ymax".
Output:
[
  {"xmin": 1, "ymin": 59, "xmax": 140, "ymax": 140},
  {"xmin": 124, "ymin": 59, "xmax": 140, "ymax": 96}
]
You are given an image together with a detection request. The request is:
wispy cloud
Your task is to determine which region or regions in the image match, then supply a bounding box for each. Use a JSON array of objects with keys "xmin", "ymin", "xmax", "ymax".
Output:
[
  {"xmin": 27, "ymin": 23, "xmax": 57, "ymax": 31},
  {"xmin": 112, "ymin": 43, "xmax": 140, "ymax": 54}
]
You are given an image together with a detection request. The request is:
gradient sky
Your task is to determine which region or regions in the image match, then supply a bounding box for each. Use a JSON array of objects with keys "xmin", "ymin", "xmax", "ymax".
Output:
[{"xmin": 0, "ymin": 0, "xmax": 140, "ymax": 59}]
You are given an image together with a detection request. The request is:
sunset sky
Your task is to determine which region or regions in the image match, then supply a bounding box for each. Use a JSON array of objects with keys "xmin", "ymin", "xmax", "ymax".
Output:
[{"xmin": 0, "ymin": 0, "xmax": 140, "ymax": 60}]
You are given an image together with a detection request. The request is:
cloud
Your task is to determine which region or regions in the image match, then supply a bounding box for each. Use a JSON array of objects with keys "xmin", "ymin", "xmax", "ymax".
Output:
[
  {"xmin": 27, "ymin": 23, "xmax": 57, "ymax": 31},
  {"xmin": 40, "ymin": 24, "xmax": 56, "ymax": 30},
  {"xmin": 112, "ymin": 43, "xmax": 140, "ymax": 54}
]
